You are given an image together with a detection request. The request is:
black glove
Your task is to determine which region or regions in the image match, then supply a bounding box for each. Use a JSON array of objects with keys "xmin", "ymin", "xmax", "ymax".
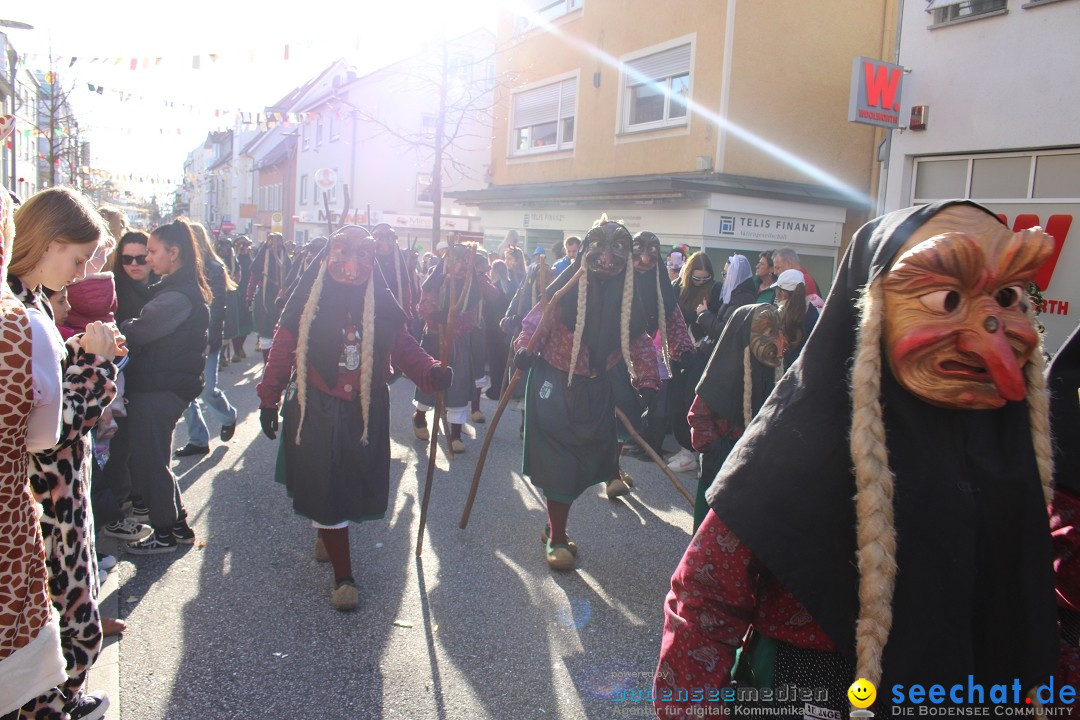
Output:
[
  {"xmin": 638, "ymin": 387, "xmax": 658, "ymax": 412},
  {"xmin": 260, "ymin": 407, "xmax": 279, "ymax": 440},
  {"xmin": 671, "ymin": 351, "xmax": 694, "ymax": 376},
  {"xmin": 513, "ymin": 348, "xmax": 536, "ymax": 370},
  {"xmin": 430, "ymin": 364, "xmax": 453, "ymax": 391}
]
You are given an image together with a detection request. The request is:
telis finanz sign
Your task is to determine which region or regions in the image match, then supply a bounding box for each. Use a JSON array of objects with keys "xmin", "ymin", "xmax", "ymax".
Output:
[{"xmin": 848, "ymin": 56, "xmax": 904, "ymax": 129}]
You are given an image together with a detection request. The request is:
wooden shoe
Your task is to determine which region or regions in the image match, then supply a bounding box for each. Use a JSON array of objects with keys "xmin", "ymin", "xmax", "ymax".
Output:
[
  {"xmin": 450, "ymin": 438, "xmax": 466, "ymax": 453},
  {"xmin": 606, "ymin": 470, "xmax": 633, "ymax": 500},
  {"xmin": 413, "ymin": 413, "xmax": 429, "ymax": 441},
  {"xmin": 545, "ymin": 540, "xmax": 575, "ymax": 571},
  {"xmin": 541, "ymin": 526, "xmax": 577, "ymax": 556},
  {"xmin": 314, "ymin": 536, "xmax": 330, "ymax": 563},
  {"xmin": 330, "ymin": 580, "xmax": 358, "ymax": 611},
  {"xmin": 471, "ymin": 410, "xmax": 486, "ymax": 423}
]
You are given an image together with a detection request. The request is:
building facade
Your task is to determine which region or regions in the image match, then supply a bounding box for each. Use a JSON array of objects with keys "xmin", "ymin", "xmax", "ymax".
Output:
[
  {"xmin": 450, "ymin": 0, "xmax": 900, "ymax": 294},
  {"xmin": 882, "ymin": 0, "xmax": 1080, "ymax": 353},
  {"xmin": 291, "ymin": 32, "xmax": 493, "ymax": 251}
]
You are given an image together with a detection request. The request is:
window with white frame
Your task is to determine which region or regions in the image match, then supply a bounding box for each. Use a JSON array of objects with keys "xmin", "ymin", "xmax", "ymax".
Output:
[
  {"xmin": 421, "ymin": 113, "xmax": 438, "ymax": 139},
  {"xmin": 302, "ymin": 122, "xmax": 310, "ymax": 150},
  {"xmin": 621, "ymin": 42, "xmax": 691, "ymax": 133},
  {"xmin": 912, "ymin": 150, "xmax": 1080, "ymax": 203},
  {"xmin": 316, "ymin": 116, "xmax": 324, "ymax": 146},
  {"xmin": 516, "ymin": 0, "xmax": 583, "ymax": 33},
  {"xmin": 416, "ymin": 173, "xmax": 434, "ymax": 205},
  {"xmin": 329, "ymin": 113, "xmax": 338, "ymax": 142},
  {"xmin": 300, "ymin": 174, "xmax": 308, "ymax": 205},
  {"xmin": 511, "ymin": 77, "xmax": 576, "ymax": 156},
  {"xmin": 927, "ymin": 0, "xmax": 1008, "ymax": 25}
]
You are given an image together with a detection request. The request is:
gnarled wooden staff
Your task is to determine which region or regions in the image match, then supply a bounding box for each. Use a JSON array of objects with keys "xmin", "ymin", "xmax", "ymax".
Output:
[
  {"xmin": 614, "ymin": 407, "xmax": 694, "ymax": 508},
  {"xmin": 416, "ymin": 245, "xmax": 475, "ymax": 556},
  {"xmin": 460, "ymin": 266, "xmax": 582, "ymax": 529}
]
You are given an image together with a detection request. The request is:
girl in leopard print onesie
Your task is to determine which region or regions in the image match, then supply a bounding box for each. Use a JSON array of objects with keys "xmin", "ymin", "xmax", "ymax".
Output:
[{"xmin": 7, "ymin": 187, "xmax": 121, "ymax": 720}]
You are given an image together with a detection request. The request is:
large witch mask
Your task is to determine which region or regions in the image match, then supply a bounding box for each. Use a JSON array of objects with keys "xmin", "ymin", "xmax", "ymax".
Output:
[{"xmin": 882, "ymin": 205, "xmax": 1052, "ymax": 409}]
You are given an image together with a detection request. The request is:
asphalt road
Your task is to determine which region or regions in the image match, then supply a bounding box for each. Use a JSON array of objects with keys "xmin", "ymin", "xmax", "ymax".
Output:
[{"xmin": 97, "ymin": 352, "xmax": 698, "ymax": 720}]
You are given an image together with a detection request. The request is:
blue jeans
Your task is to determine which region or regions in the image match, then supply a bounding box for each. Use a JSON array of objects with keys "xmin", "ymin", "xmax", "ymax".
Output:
[{"xmin": 182, "ymin": 353, "xmax": 237, "ymax": 446}]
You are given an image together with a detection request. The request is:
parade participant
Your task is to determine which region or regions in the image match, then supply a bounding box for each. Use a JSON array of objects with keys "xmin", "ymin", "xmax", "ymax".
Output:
[
  {"xmin": 514, "ymin": 217, "xmax": 659, "ymax": 570},
  {"xmin": 370, "ymin": 223, "xmax": 418, "ymax": 322},
  {"xmin": 468, "ymin": 249, "xmax": 493, "ymax": 423},
  {"xmin": 0, "ymin": 170, "xmax": 68, "ymax": 720},
  {"xmin": 247, "ymin": 232, "xmax": 291, "ymax": 363},
  {"xmin": 9, "ymin": 186, "xmax": 120, "ymax": 720},
  {"xmin": 232, "ymin": 235, "xmax": 254, "ymax": 359},
  {"xmin": 687, "ymin": 303, "xmax": 783, "ymax": 530},
  {"xmin": 696, "ymin": 254, "xmax": 754, "ymax": 342},
  {"xmin": 1048, "ymin": 323, "xmax": 1080, "ymax": 685},
  {"xmin": 412, "ymin": 242, "xmax": 500, "ymax": 451},
  {"xmin": 280, "ymin": 236, "xmax": 328, "ymax": 303},
  {"xmin": 609, "ymin": 231, "xmax": 694, "ymax": 496},
  {"xmin": 499, "ymin": 251, "xmax": 552, "ymax": 436},
  {"xmin": 256, "ymin": 225, "xmax": 451, "ymax": 610},
  {"xmin": 655, "ymin": 202, "xmax": 1058, "ymax": 717}
]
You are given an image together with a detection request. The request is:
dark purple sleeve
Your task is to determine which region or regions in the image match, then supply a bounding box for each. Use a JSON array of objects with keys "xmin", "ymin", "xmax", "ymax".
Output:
[{"xmin": 391, "ymin": 327, "xmax": 440, "ymax": 394}]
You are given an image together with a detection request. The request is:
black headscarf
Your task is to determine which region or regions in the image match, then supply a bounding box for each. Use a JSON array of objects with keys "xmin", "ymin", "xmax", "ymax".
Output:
[
  {"xmin": 420, "ymin": 247, "xmax": 484, "ymax": 316},
  {"xmin": 277, "ymin": 236, "xmax": 406, "ymax": 389},
  {"xmin": 1049, "ymin": 323, "xmax": 1080, "ymax": 494},
  {"xmin": 705, "ymin": 200, "xmax": 1058, "ymax": 691},
  {"xmin": 694, "ymin": 304, "xmax": 777, "ymax": 428},
  {"xmin": 544, "ymin": 221, "xmax": 648, "ymax": 375}
]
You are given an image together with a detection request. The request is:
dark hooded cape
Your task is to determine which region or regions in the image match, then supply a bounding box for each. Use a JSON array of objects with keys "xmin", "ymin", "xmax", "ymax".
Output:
[
  {"xmin": 543, "ymin": 238, "xmax": 648, "ymax": 375},
  {"xmin": 1049, "ymin": 323, "xmax": 1080, "ymax": 495},
  {"xmin": 277, "ymin": 246, "xmax": 406, "ymax": 390},
  {"xmin": 706, "ymin": 200, "xmax": 1057, "ymax": 692}
]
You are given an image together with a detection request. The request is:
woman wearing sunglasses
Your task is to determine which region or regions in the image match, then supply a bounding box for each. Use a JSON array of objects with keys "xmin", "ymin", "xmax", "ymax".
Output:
[{"xmin": 112, "ymin": 230, "xmax": 155, "ymax": 322}]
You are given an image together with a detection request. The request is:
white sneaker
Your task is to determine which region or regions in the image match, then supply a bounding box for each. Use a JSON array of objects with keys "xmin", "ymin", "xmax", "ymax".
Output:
[{"xmin": 667, "ymin": 448, "xmax": 697, "ymax": 473}]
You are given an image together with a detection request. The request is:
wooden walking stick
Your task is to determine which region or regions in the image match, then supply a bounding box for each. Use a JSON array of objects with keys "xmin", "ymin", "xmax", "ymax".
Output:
[
  {"xmin": 416, "ymin": 245, "xmax": 475, "ymax": 556},
  {"xmin": 614, "ymin": 406, "xmax": 695, "ymax": 509},
  {"xmin": 459, "ymin": 267, "xmax": 583, "ymax": 529}
]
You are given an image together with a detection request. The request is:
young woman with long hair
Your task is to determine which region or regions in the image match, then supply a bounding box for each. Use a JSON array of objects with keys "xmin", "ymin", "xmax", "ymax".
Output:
[
  {"xmin": 9, "ymin": 186, "xmax": 121, "ymax": 719},
  {"xmin": 173, "ymin": 221, "xmax": 238, "ymax": 457},
  {"xmin": 122, "ymin": 219, "xmax": 210, "ymax": 555}
]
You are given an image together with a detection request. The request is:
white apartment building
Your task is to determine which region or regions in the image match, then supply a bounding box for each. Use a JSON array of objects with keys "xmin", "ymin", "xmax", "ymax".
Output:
[{"xmin": 882, "ymin": 0, "xmax": 1080, "ymax": 353}]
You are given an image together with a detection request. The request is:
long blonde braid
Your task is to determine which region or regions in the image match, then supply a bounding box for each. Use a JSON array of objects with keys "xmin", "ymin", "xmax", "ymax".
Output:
[
  {"xmin": 1025, "ymin": 341, "xmax": 1054, "ymax": 505},
  {"xmin": 656, "ymin": 268, "xmax": 671, "ymax": 376},
  {"xmin": 742, "ymin": 347, "xmax": 753, "ymax": 428},
  {"xmin": 567, "ymin": 271, "xmax": 588, "ymax": 386},
  {"xmin": 620, "ymin": 259, "xmax": 636, "ymax": 381},
  {"xmin": 294, "ymin": 262, "xmax": 328, "ymax": 444},
  {"xmin": 849, "ymin": 278, "xmax": 898, "ymax": 688},
  {"xmin": 359, "ymin": 278, "xmax": 376, "ymax": 446}
]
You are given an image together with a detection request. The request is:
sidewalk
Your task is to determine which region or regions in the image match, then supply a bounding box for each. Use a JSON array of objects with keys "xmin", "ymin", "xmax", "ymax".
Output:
[{"xmin": 87, "ymin": 536, "xmax": 122, "ymax": 718}]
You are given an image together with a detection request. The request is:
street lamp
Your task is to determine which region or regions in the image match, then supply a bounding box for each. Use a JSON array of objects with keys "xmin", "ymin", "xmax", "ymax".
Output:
[{"xmin": 0, "ymin": 19, "xmax": 34, "ymax": 194}]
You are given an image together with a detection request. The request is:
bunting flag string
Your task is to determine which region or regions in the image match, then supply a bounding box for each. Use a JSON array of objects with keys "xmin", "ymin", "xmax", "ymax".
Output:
[{"xmin": 16, "ymin": 39, "xmax": 330, "ymax": 74}]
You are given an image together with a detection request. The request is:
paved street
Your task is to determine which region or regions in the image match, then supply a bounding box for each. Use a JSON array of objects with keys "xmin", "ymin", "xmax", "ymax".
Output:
[{"xmin": 91, "ymin": 352, "xmax": 698, "ymax": 720}]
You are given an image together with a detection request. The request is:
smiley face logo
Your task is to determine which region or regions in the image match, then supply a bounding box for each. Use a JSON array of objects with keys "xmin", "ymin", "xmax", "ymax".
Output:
[{"xmin": 848, "ymin": 678, "xmax": 876, "ymax": 708}]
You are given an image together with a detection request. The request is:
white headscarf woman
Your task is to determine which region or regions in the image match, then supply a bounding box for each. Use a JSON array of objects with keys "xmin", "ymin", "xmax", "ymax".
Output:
[{"xmin": 719, "ymin": 254, "xmax": 753, "ymax": 304}]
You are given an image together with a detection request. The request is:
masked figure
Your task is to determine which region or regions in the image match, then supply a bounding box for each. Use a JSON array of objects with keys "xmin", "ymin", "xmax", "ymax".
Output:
[
  {"xmin": 370, "ymin": 223, "xmax": 418, "ymax": 322},
  {"xmin": 247, "ymin": 232, "xmax": 292, "ymax": 362},
  {"xmin": 655, "ymin": 201, "xmax": 1058, "ymax": 717},
  {"xmin": 608, "ymin": 231, "xmax": 695, "ymax": 497},
  {"xmin": 687, "ymin": 304, "xmax": 783, "ymax": 530},
  {"xmin": 412, "ymin": 242, "xmax": 500, "ymax": 451},
  {"xmin": 256, "ymin": 226, "xmax": 451, "ymax": 611},
  {"xmin": 514, "ymin": 217, "xmax": 660, "ymax": 571}
]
